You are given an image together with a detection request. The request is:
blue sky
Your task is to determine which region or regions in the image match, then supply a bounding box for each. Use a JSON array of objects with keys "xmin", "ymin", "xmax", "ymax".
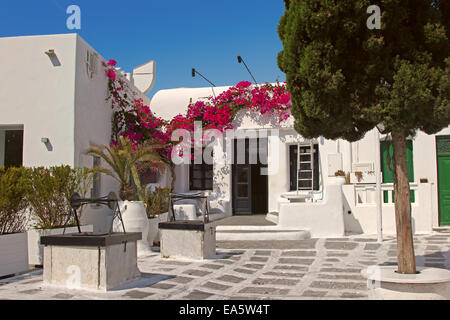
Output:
[{"xmin": 0, "ymin": 0, "xmax": 286, "ymax": 99}]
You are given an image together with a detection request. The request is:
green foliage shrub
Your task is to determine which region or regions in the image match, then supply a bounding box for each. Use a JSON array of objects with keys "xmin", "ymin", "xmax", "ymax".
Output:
[
  {"xmin": 144, "ymin": 187, "xmax": 170, "ymax": 218},
  {"xmin": 0, "ymin": 167, "xmax": 31, "ymax": 234},
  {"xmin": 27, "ymin": 166, "xmax": 94, "ymax": 229}
]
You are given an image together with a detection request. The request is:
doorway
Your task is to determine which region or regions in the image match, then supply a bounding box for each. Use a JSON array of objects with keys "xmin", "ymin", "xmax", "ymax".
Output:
[{"xmin": 232, "ymin": 138, "xmax": 268, "ymax": 215}]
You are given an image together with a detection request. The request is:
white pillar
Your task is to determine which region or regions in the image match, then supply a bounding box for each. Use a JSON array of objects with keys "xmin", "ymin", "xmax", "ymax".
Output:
[{"xmin": 374, "ymin": 130, "xmax": 383, "ymax": 242}]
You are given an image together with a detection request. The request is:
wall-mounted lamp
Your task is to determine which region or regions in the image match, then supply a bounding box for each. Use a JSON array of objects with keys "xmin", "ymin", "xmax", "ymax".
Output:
[
  {"xmin": 237, "ymin": 55, "xmax": 258, "ymax": 85},
  {"xmin": 45, "ymin": 49, "xmax": 56, "ymax": 57},
  {"xmin": 41, "ymin": 137, "xmax": 53, "ymax": 151},
  {"xmin": 192, "ymin": 68, "xmax": 216, "ymax": 98}
]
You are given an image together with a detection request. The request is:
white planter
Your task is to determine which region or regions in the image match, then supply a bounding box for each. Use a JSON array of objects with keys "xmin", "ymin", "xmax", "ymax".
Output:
[
  {"xmin": 117, "ymin": 201, "xmax": 151, "ymax": 257},
  {"xmin": 332, "ymin": 176, "xmax": 347, "ymax": 186},
  {"xmin": 0, "ymin": 232, "xmax": 29, "ymax": 277},
  {"xmin": 27, "ymin": 225, "xmax": 93, "ymax": 266},
  {"xmin": 362, "ymin": 266, "xmax": 450, "ymax": 300},
  {"xmin": 147, "ymin": 212, "xmax": 169, "ymax": 246}
]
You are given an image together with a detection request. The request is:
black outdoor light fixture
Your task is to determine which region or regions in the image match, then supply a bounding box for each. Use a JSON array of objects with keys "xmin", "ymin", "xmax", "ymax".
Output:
[
  {"xmin": 192, "ymin": 68, "xmax": 216, "ymax": 98},
  {"xmin": 237, "ymin": 55, "xmax": 258, "ymax": 85}
]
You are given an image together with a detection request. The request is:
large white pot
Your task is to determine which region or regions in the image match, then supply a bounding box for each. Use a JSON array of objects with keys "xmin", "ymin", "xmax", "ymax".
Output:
[
  {"xmin": 0, "ymin": 232, "xmax": 29, "ymax": 277},
  {"xmin": 27, "ymin": 225, "xmax": 93, "ymax": 266},
  {"xmin": 117, "ymin": 201, "xmax": 152, "ymax": 257},
  {"xmin": 362, "ymin": 266, "xmax": 450, "ymax": 300},
  {"xmin": 147, "ymin": 212, "xmax": 169, "ymax": 246}
]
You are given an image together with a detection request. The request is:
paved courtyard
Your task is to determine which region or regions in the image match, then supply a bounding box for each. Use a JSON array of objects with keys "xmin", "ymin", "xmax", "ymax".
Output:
[{"xmin": 0, "ymin": 233, "xmax": 449, "ymax": 300}]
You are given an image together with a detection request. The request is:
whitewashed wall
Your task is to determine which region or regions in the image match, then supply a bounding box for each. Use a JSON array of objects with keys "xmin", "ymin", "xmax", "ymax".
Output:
[
  {"xmin": 73, "ymin": 35, "xmax": 152, "ymax": 232},
  {"xmin": 342, "ymin": 183, "xmax": 434, "ymax": 235},
  {"xmin": 0, "ymin": 34, "xmax": 78, "ymax": 167}
]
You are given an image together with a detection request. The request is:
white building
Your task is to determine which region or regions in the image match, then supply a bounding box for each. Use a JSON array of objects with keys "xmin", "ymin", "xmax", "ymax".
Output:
[
  {"xmin": 1, "ymin": 33, "xmax": 448, "ymax": 238},
  {"xmin": 150, "ymin": 86, "xmax": 450, "ymax": 237},
  {"xmin": 0, "ymin": 34, "xmax": 155, "ymax": 232}
]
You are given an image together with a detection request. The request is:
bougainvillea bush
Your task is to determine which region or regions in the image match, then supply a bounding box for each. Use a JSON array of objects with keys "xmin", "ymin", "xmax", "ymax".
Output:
[{"xmin": 104, "ymin": 59, "xmax": 292, "ymax": 187}]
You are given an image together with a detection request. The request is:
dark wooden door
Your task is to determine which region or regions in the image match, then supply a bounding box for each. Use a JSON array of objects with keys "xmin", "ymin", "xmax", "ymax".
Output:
[
  {"xmin": 233, "ymin": 164, "xmax": 252, "ymax": 215},
  {"xmin": 232, "ymin": 138, "xmax": 268, "ymax": 215},
  {"xmin": 233, "ymin": 139, "xmax": 252, "ymax": 215}
]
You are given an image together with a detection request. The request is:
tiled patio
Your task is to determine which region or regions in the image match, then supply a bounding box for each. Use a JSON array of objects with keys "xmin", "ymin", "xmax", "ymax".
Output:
[{"xmin": 0, "ymin": 232, "xmax": 449, "ymax": 300}]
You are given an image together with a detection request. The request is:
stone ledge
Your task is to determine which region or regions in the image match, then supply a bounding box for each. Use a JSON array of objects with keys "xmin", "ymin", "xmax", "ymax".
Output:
[
  {"xmin": 40, "ymin": 232, "xmax": 142, "ymax": 247},
  {"xmin": 362, "ymin": 266, "xmax": 450, "ymax": 284},
  {"xmin": 159, "ymin": 221, "xmax": 209, "ymax": 231}
]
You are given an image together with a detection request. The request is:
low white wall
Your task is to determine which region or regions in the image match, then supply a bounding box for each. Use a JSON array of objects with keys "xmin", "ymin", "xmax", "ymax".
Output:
[
  {"xmin": 343, "ymin": 183, "xmax": 433, "ymax": 235},
  {"xmin": 278, "ymin": 183, "xmax": 346, "ymax": 238},
  {"xmin": 0, "ymin": 232, "xmax": 29, "ymax": 277}
]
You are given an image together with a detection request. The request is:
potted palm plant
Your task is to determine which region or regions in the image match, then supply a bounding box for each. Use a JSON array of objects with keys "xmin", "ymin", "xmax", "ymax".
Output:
[
  {"xmin": 86, "ymin": 136, "xmax": 165, "ymax": 256},
  {"xmin": 0, "ymin": 167, "xmax": 30, "ymax": 277}
]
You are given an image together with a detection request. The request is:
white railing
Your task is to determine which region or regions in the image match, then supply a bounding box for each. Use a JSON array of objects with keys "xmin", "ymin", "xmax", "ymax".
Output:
[{"xmin": 354, "ymin": 183, "xmax": 419, "ymax": 205}]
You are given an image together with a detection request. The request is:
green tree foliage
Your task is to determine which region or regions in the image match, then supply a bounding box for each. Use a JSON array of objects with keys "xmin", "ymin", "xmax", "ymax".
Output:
[{"xmin": 278, "ymin": 0, "xmax": 449, "ymax": 140}]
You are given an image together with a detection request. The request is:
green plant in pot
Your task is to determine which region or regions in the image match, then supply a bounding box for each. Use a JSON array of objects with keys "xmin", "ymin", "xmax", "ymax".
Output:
[
  {"xmin": 144, "ymin": 186, "xmax": 170, "ymax": 247},
  {"xmin": 144, "ymin": 187, "xmax": 170, "ymax": 219},
  {"xmin": 85, "ymin": 136, "xmax": 165, "ymax": 256},
  {"xmin": 86, "ymin": 136, "xmax": 164, "ymax": 201}
]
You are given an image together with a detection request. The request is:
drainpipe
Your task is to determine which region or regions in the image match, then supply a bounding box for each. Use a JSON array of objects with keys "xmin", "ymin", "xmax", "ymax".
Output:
[{"xmin": 374, "ymin": 130, "xmax": 383, "ymax": 243}]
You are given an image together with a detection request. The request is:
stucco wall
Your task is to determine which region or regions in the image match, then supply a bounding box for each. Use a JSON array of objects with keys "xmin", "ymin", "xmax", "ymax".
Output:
[
  {"xmin": 72, "ymin": 35, "xmax": 119, "ymax": 231},
  {"xmin": 0, "ymin": 34, "xmax": 77, "ymax": 167},
  {"xmin": 150, "ymin": 86, "xmax": 230, "ymax": 121},
  {"xmin": 342, "ymin": 183, "xmax": 434, "ymax": 235},
  {"xmin": 411, "ymin": 127, "xmax": 450, "ymax": 228},
  {"xmin": 73, "ymin": 35, "xmax": 153, "ymax": 232}
]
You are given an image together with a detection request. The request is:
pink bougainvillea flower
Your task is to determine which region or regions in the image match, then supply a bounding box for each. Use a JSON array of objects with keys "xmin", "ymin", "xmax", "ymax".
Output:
[
  {"xmin": 107, "ymin": 59, "xmax": 117, "ymax": 67},
  {"xmin": 236, "ymin": 81, "xmax": 252, "ymax": 89},
  {"xmin": 106, "ymin": 69, "xmax": 116, "ymax": 81}
]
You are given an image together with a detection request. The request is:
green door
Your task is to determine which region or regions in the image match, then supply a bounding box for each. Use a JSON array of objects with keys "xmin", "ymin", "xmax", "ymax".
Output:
[{"xmin": 437, "ymin": 136, "xmax": 450, "ymax": 226}]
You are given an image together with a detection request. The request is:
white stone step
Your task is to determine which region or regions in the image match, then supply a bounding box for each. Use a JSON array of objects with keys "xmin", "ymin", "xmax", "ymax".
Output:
[
  {"xmin": 216, "ymin": 226, "xmax": 310, "ymax": 241},
  {"xmin": 433, "ymin": 227, "xmax": 450, "ymax": 233},
  {"xmin": 266, "ymin": 212, "xmax": 279, "ymax": 225}
]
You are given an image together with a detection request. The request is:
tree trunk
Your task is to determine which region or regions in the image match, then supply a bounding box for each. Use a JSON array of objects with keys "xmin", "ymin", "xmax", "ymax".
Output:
[
  {"xmin": 119, "ymin": 183, "xmax": 135, "ymax": 201},
  {"xmin": 391, "ymin": 131, "xmax": 416, "ymax": 274}
]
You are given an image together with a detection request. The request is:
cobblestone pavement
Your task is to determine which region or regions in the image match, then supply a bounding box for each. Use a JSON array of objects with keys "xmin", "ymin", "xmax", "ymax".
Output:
[{"xmin": 0, "ymin": 233, "xmax": 449, "ymax": 300}]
